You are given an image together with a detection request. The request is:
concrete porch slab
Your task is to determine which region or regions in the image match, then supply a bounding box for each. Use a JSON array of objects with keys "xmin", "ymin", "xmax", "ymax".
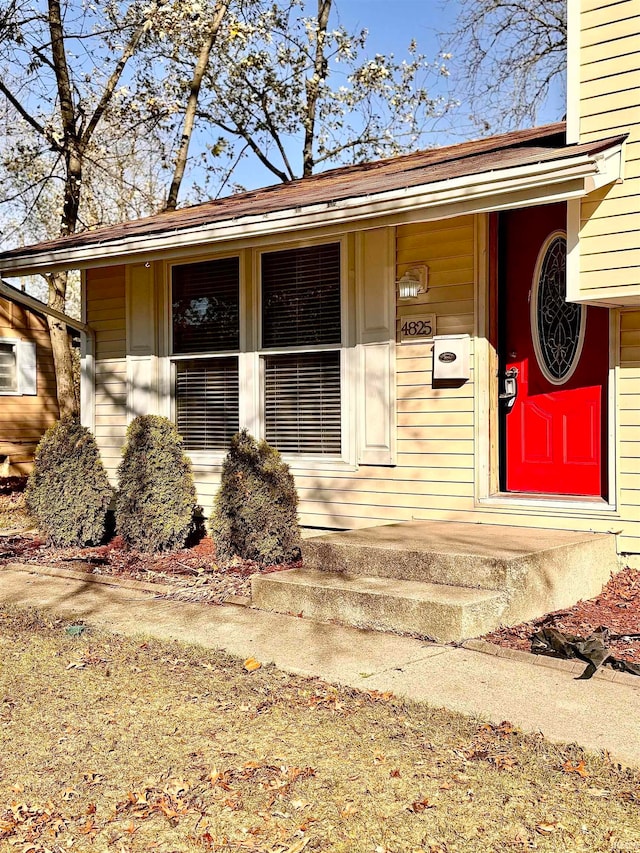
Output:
[
  {"xmin": 251, "ymin": 520, "xmax": 619, "ymax": 641},
  {"xmin": 302, "ymin": 520, "xmax": 616, "ymax": 590}
]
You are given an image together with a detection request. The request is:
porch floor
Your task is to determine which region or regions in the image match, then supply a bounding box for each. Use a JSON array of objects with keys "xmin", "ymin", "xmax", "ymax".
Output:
[{"xmin": 252, "ymin": 520, "xmax": 619, "ymax": 642}]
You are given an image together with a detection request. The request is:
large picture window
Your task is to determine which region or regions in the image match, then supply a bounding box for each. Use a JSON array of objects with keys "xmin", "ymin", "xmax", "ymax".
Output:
[
  {"xmin": 261, "ymin": 243, "xmax": 342, "ymax": 456},
  {"xmin": 171, "ymin": 257, "xmax": 240, "ymax": 451},
  {"xmin": 170, "ymin": 243, "xmax": 344, "ymax": 459}
]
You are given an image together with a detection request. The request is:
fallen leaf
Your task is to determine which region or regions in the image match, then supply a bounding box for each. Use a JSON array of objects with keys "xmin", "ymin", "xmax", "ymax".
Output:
[
  {"xmin": 283, "ymin": 839, "xmax": 309, "ymax": 853},
  {"xmin": 562, "ymin": 759, "xmax": 589, "ymax": 778},
  {"xmin": 390, "ymin": 769, "xmax": 401, "ymax": 778},
  {"xmin": 409, "ymin": 797, "xmax": 435, "ymax": 813},
  {"xmin": 79, "ymin": 817, "xmax": 96, "ymax": 834},
  {"xmin": 340, "ymin": 805, "xmax": 357, "ymax": 818},
  {"xmin": 535, "ymin": 822, "xmax": 558, "ymax": 835}
]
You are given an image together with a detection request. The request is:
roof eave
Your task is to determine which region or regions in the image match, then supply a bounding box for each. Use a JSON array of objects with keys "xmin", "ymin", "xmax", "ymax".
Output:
[
  {"xmin": 0, "ymin": 144, "xmax": 624, "ymax": 277},
  {"xmin": 0, "ymin": 279, "xmax": 91, "ymax": 335}
]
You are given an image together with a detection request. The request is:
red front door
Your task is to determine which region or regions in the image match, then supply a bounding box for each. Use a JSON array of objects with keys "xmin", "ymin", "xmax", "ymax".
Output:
[{"xmin": 500, "ymin": 204, "xmax": 609, "ymax": 497}]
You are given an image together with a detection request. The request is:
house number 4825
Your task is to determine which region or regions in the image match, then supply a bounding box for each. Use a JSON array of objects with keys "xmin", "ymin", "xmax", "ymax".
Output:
[{"xmin": 400, "ymin": 313, "xmax": 435, "ymax": 342}]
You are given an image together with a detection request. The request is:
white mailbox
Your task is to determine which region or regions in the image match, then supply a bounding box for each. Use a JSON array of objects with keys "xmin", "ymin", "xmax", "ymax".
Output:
[{"xmin": 432, "ymin": 334, "xmax": 470, "ymax": 381}]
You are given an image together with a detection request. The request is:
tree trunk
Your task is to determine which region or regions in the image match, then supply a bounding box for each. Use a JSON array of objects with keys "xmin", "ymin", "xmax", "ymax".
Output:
[
  {"xmin": 165, "ymin": 0, "xmax": 229, "ymax": 211},
  {"xmin": 47, "ymin": 315, "xmax": 78, "ymax": 418},
  {"xmin": 302, "ymin": 0, "xmax": 332, "ymax": 177},
  {"xmin": 46, "ymin": 270, "xmax": 79, "ymax": 418}
]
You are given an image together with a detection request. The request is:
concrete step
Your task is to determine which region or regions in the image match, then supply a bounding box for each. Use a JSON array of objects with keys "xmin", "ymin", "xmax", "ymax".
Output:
[
  {"xmin": 302, "ymin": 521, "xmax": 616, "ymax": 593},
  {"xmin": 251, "ymin": 568, "xmax": 507, "ymax": 643}
]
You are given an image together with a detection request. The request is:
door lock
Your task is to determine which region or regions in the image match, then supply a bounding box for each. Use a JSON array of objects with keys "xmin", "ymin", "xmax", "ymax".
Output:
[{"xmin": 499, "ymin": 367, "xmax": 519, "ymax": 411}]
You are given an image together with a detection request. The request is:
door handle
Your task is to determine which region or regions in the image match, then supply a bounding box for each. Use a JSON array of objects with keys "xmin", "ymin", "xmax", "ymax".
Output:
[{"xmin": 499, "ymin": 367, "xmax": 519, "ymax": 411}]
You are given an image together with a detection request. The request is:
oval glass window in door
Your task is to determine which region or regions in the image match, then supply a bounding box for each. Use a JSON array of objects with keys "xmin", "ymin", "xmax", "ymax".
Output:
[{"xmin": 530, "ymin": 231, "xmax": 585, "ymax": 385}]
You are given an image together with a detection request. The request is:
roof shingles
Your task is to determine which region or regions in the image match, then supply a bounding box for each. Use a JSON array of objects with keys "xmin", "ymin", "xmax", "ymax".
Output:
[{"xmin": 0, "ymin": 122, "xmax": 626, "ymax": 263}]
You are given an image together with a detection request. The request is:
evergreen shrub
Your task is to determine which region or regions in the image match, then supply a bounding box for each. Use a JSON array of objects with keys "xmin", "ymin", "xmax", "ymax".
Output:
[
  {"xmin": 116, "ymin": 415, "xmax": 197, "ymax": 552},
  {"xmin": 25, "ymin": 417, "xmax": 112, "ymax": 546},
  {"xmin": 211, "ymin": 429, "xmax": 301, "ymax": 565}
]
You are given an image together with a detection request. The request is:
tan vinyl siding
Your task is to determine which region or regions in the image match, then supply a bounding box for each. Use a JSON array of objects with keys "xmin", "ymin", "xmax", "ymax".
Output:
[
  {"xmin": 0, "ymin": 296, "xmax": 59, "ymax": 473},
  {"xmin": 617, "ymin": 308, "xmax": 640, "ymax": 552},
  {"xmin": 577, "ymin": 0, "xmax": 640, "ymax": 301},
  {"xmin": 292, "ymin": 216, "xmax": 477, "ymax": 528},
  {"xmin": 86, "ymin": 266, "xmax": 127, "ymax": 481}
]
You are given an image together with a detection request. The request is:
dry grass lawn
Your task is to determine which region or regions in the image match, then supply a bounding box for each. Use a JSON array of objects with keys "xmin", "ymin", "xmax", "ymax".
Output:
[{"xmin": 0, "ymin": 606, "xmax": 639, "ymax": 853}]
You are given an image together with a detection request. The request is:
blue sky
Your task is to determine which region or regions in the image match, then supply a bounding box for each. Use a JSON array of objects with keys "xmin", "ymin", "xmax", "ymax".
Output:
[{"xmin": 335, "ymin": 0, "xmax": 565, "ymax": 128}]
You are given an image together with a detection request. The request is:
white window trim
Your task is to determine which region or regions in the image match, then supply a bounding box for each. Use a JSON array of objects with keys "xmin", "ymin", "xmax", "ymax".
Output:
[
  {"xmin": 164, "ymin": 237, "xmax": 356, "ymax": 470},
  {"xmin": 0, "ymin": 337, "xmax": 36, "ymax": 396}
]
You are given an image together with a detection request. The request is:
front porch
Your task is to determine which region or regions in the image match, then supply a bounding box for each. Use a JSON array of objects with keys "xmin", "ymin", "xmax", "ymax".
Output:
[{"xmin": 251, "ymin": 520, "xmax": 619, "ymax": 642}]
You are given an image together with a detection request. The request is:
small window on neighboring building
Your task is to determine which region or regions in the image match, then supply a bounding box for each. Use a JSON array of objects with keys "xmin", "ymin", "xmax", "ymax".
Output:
[
  {"xmin": 0, "ymin": 341, "xmax": 18, "ymax": 393},
  {"xmin": 171, "ymin": 257, "xmax": 240, "ymax": 451}
]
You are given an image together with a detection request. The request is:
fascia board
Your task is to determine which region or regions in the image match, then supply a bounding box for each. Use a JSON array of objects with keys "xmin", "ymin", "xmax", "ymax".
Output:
[
  {"xmin": 0, "ymin": 151, "xmax": 616, "ymax": 276},
  {"xmin": 588, "ymin": 143, "xmax": 625, "ymax": 190}
]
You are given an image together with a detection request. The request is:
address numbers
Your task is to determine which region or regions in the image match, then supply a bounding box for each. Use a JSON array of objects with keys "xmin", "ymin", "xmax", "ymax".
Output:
[{"xmin": 400, "ymin": 313, "xmax": 436, "ymax": 342}]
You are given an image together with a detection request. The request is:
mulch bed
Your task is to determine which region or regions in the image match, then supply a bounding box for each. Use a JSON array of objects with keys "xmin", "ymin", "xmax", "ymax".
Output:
[
  {"xmin": 0, "ymin": 484, "xmax": 301, "ymax": 603},
  {"xmin": 483, "ymin": 567, "xmax": 640, "ymax": 665},
  {"xmin": 0, "ymin": 532, "xmax": 301, "ymax": 604}
]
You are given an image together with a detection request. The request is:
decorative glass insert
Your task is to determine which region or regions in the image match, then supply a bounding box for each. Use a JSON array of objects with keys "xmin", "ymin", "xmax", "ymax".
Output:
[{"xmin": 532, "ymin": 234, "xmax": 583, "ymax": 384}]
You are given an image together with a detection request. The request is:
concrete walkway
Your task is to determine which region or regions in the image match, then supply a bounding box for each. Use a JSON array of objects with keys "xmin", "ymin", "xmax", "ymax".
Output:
[{"xmin": 1, "ymin": 565, "xmax": 639, "ymax": 767}]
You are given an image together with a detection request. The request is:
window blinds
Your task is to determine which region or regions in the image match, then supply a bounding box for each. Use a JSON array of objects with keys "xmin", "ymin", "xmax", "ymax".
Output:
[
  {"xmin": 261, "ymin": 243, "xmax": 341, "ymax": 348},
  {"xmin": 172, "ymin": 257, "xmax": 240, "ymax": 354},
  {"xmin": 0, "ymin": 343, "xmax": 17, "ymax": 392},
  {"xmin": 264, "ymin": 352, "xmax": 341, "ymax": 454},
  {"xmin": 175, "ymin": 357, "xmax": 239, "ymax": 451}
]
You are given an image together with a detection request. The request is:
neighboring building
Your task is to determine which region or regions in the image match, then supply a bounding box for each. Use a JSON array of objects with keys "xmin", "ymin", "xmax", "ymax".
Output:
[
  {"xmin": 0, "ymin": 2, "xmax": 638, "ymax": 557},
  {"xmin": 0, "ymin": 282, "xmax": 58, "ymax": 475}
]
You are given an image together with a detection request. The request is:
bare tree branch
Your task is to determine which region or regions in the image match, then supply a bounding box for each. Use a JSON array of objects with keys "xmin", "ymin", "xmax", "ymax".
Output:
[{"xmin": 165, "ymin": 0, "xmax": 229, "ymax": 211}]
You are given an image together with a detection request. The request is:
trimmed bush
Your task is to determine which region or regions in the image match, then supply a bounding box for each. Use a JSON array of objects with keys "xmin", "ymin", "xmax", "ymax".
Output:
[
  {"xmin": 211, "ymin": 429, "xmax": 301, "ymax": 565},
  {"xmin": 25, "ymin": 417, "xmax": 112, "ymax": 546},
  {"xmin": 116, "ymin": 415, "xmax": 197, "ymax": 552}
]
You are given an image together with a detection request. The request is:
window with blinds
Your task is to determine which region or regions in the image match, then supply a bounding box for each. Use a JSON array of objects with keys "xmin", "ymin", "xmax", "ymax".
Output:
[
  {"xmin": 0, "ymin": 342, "xmax": 17, "ymax": 393},
  {"xmin": 261, "ymin": 243, "xmax": 341, "ymax": 348},
  {"xmin": 175, "ymin": 358, "xmax": 239, "ymax": 451},
  {"xmin": 264, "ymin": 349, "xmax": 341, "ymax": 455},
  {"xmin": 172, "ymin": 257, "xmax": 240, "ymax": 354}
]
